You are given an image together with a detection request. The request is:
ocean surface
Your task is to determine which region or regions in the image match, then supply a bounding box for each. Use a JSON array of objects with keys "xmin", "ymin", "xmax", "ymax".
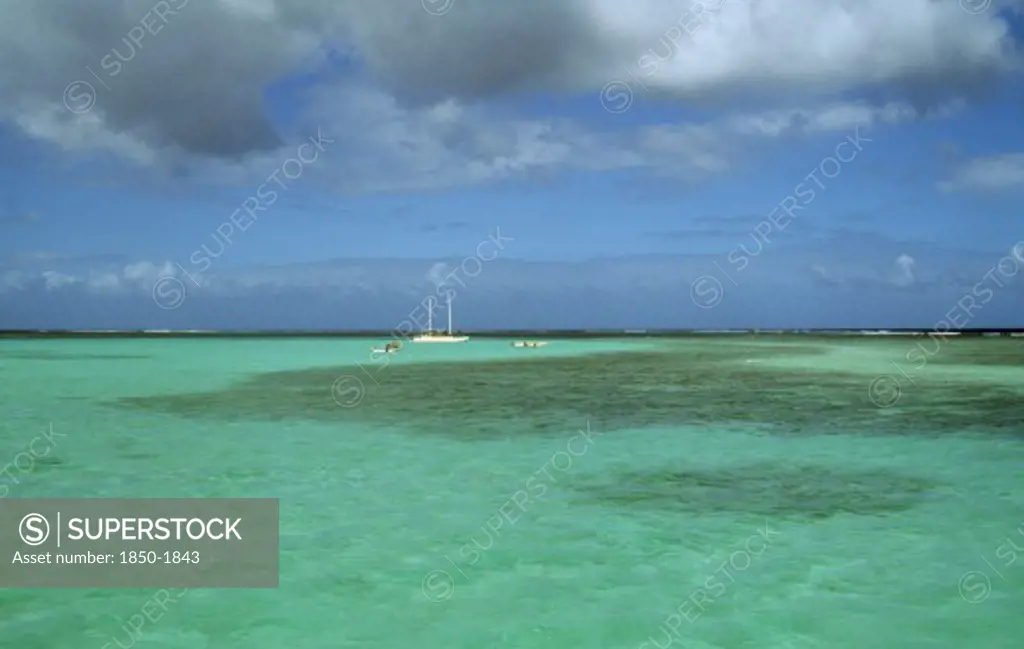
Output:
[{"xmin": 0, "ymin": 335, "xmax": 1022, "ymax": 648}]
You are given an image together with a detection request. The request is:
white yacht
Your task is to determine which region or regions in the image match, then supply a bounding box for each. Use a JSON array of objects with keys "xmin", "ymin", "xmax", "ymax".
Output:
[{"xmin": 411, "ymin": 295, "xmax": 469, "ymax": 343}]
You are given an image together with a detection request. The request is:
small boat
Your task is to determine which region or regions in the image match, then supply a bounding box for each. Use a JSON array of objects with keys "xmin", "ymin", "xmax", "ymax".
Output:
[
  {"xmin": 511, "ymin": 341, "xmax": 547, "ymax": 348},
  {"xmin": 371, "ymin": 341, "xmax": 402, "ymax": 354},
  {"xmin": 411, "ymin": 296, "xmax": 469, "ymax": 343}
]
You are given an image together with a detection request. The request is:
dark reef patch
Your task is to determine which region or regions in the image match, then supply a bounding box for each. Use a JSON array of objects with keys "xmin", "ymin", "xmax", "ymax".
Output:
[
  {"xmin": 111, "ymin": 341, "xmax": 1024, "ymax": 440},
  {"xmin": 575, "ymin": 464, "xmax": 939, "ymax": 519}
]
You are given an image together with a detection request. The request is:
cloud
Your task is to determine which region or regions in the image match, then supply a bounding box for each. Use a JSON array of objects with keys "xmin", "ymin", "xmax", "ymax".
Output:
[
  {"xmin": 4, "ymin": 231, "xmax": 1016, "ymax": 303},
  {"xmin": 0, "ymin": 259, "xmax": 176, "ymax": 295},
  {"xmin": 793, "ymin": 233, "xmax": 1005, "ymax": 295},
  {"xmin": 939, "ymin": 153, "xmax": 1024, "ymax": 192},
  {"xmin": 304, "ymin": 83, "xmax": 942, "ymax": 193},
  {"xmin": 40, "ymin": 271, "xmax": 79, "ymax": 290},
  {"xmin": 0, "ymin": 0, "xmax": 307, "ymax": 159},
  {"xmin": 725, "ymin": 101, "xmax": 962, "ymax": 137},
  {"xmin": 893, "ymin": 253, "xmax": 916, "ymax": 288},
  {"xmin": 0, "ymin": 0, "xmax": 1017, "ymax": 194},
  {"xmin": 351, "ymin": 0, "xmax": 1016, "ymax": 104}
]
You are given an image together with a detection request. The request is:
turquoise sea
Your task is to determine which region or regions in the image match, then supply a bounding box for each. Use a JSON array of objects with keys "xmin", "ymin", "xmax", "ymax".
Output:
[{"xmin": 1, "ymin": 335, "xmax": 1022, "ymax": 648}]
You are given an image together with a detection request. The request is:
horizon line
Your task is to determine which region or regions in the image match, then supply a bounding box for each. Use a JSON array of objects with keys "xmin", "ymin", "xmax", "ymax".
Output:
[{"xmin": 2, "ymin": 328, "xmax": 1024, "ymax": 337}]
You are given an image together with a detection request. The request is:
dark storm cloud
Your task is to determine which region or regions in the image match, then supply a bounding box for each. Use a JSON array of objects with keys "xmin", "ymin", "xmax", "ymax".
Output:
[
  {"xmin": 0, "ymin": 0, "xmax": 1018, "ymax": 167},
  {"xmin": 0, "ymin": 0, "xmax": 306, "ymax": 157},
  {"xmin": 343, "ymin": 0, "xmax": 600, "ymax": 103}
]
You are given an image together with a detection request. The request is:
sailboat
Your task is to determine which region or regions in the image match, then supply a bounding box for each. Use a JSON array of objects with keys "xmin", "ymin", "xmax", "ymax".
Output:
[{"xmin": 410, "ymin": 295, "xmax": 469, "ymax": 343}]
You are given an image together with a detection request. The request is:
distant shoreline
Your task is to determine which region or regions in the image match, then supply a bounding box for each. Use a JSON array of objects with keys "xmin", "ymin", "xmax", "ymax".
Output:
[{"xmin": 1, "ymin": 329, "xmax": 1022, "ymax": 339}]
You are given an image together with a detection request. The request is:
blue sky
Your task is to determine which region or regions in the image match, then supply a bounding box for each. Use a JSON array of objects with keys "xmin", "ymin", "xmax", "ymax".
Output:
[{"xmin": 2, "ymin": 0, "xmax": 1024, "ymax": 329}]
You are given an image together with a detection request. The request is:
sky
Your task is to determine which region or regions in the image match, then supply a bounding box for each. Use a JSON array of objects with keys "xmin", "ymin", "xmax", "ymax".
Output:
[{"xmin": 1, "ymin": 0, "xmax": 1024, "ymax": 330}]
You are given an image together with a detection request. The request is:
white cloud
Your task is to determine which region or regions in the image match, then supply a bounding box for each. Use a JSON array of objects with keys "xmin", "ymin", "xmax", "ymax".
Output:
[
  {"xmin": 939, "ymin": 153, "xmax": 1024, "ymax": 192},
  {"xmin": 296, "ymin": 82, "xmax": 938, "ymax": 193},
  {"xmin": 726, "ymin": 101, "xmax": 959, "ymax": 137},
  {"xmin": 41, "ymin": 271, "xmax": 79, "ymax": 290},
  {"xmin": 0, "ymin": 0, "xmax": 1016, "ymax": 193},
  {"xmin": 0, "ymin": 237, "xmax": 995, "ymax": 301},
  {"xmin": 15, "ymin": 104, "xmax": 158, "ymax": 166},
  {"xmin": 1, "ymin": 271, "xmax": 28, "ymax": 293},
  {"xmin": 86, "ymin": 271, "xmax": 122, "ymax": 293},
  {"xmin": 122, "ymin": 261, "xmax": 178, "ymax": 288},
  {"xmin": 3, "ymin": 262, "xmax": 182, "ymax": 295},
  {"xmin": 354, "ymin": 0, "xmax": 1016, "ymax": 103},
  {"xmin": 893, "ymin": 253, "xmax": 916, "ymax": 287}
]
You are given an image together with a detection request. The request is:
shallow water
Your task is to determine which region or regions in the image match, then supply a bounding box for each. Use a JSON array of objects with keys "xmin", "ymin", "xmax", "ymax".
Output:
[{"xmin": 0, "ymin": 336, "xmax": 1022, "ymax": 648}]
